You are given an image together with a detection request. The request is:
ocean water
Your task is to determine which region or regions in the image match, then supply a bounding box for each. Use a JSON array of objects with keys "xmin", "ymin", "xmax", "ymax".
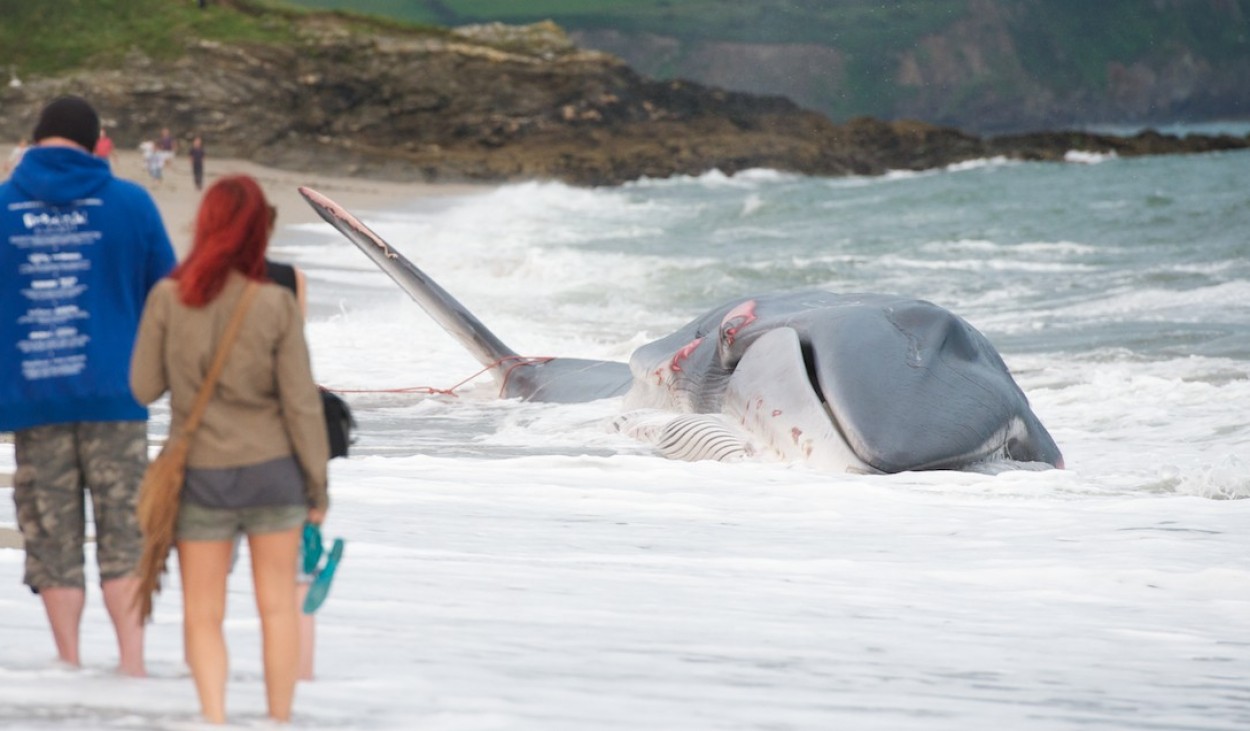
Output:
[{"xmin": 2, "ymin": 148, "xmax": 1249, "ymax": 730}]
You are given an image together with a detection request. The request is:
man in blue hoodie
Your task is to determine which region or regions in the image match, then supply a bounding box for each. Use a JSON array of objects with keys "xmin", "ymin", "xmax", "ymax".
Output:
[{"xmin": 1, "ymin": 96, "xmax": 176, "ymax": 676}]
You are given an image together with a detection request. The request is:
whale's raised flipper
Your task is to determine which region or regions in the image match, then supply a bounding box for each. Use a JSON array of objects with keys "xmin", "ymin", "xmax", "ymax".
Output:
[{"xmin": 299, "ymin": 187, "xmax": 633, "ymax": 402}]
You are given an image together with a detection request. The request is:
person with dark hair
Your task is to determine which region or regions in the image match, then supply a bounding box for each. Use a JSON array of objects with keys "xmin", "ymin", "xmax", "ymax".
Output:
[
  {"xmin": 155, "ymin": 127, "xmax": 176, "ymax": 158},
  {"xmin": 189, "ymin": 135, "xmax": 206, "ymax": 191},
  {"xmin": 129, "ymin": 174, "xmax": 329, "ymax": 724},
  {"xmin": 222, "ymin": 205, "xmax": 325, "ymax": 683},
  {"xmin": 0, "ymin": 95, "xmax": 176, "ymax": 676},
  {"xmin": 263, "ymin": 234, "xmax": 322, "ymax": 683}
]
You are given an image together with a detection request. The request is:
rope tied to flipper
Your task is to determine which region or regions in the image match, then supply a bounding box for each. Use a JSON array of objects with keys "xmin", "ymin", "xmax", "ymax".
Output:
[{"xmin": 319, "ymin": 354, "xmax": 555, "ymax": 399}]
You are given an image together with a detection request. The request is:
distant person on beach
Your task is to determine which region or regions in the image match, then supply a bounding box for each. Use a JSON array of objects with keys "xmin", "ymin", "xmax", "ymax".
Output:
[
  {"xmin": 155, "ymin": 127, "xmax": 176, "ymax": 174},
  {"xmin": 129, "ymin": 174, "xmax": 329, "ymax": 724},
  {"xmin": 189, "ymin": 135, "xmax": 206, "ymax": 191},
  {"xmin": 156, "ymin": 127, "xmax": 176, "ymax": 158},
  {"xmin": 0, "ymin": 95, "xmax": 176, "ymax": 677},
  {"xmin": 94, "ymin": 126, "xmax": 115, "ymax": 163},
  {"xmin": 140, "ymin": 140, "xmax": 163, "ymax": 183}
]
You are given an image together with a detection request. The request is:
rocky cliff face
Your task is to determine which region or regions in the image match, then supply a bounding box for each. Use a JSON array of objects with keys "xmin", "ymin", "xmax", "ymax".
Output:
[
  {"xmin": 2, "ymin": 20, "xmax": 1244, "ymax": 186},
  {"xmin": 571, "ymin": 0, "xmax": 1250, "ymax": 134}
]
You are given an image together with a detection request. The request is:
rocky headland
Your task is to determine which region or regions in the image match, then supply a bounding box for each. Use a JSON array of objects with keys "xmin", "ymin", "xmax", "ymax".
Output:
[
  {"xmin": 566, "ymin": 0, "xmax": 1250, "ymax": 135},
  {"xmin": 2, "ymin": 19, "xmax": 1247, "ymax": 187}
]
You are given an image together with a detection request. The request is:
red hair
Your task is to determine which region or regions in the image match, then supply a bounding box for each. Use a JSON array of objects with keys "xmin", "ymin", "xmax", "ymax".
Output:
[{"xmin": 173, "ymin": 174, "xmax": 272, "ymax": 306}]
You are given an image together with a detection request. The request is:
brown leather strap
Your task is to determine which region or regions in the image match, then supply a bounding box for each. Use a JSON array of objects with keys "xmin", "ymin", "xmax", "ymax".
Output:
[{"xmin": 181, "ymin": 280, "xmax": 260, "ymax": 436}]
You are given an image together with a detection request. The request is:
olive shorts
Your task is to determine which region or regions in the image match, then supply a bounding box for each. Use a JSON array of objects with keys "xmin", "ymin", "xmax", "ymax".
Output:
[
  {"xmin": 13, "ymin": 421, "xmax": 148, "ymax": 590},
  {"xmin": 176, "ymin": 501, "xmax": 307, "ymax": 542}
]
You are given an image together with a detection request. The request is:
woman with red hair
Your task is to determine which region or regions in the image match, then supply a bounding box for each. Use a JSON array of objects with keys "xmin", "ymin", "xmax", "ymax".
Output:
[{"xmin": 130, "ymin": 174, "xmax": 328, "ymax": 724}]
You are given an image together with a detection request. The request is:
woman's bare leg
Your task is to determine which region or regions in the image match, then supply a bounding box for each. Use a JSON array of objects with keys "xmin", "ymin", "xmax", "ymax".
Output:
[
  {"xmin": 297, "ymin": 580, "xmax": 316, "ymax": 681},
  {"xmin": 178, "ymin": 539, "xmax": 233, "ymax": 724},
  {"xmin": 249, "ymin": 527, "xmax": 301, "ymax": 722}
]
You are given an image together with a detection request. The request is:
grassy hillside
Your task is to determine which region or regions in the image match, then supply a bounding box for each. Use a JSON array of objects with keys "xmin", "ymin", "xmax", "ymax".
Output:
[
  {"xmin": 0, "ymin": 0, "xmax": 286, "ymax": 75},
  {"xmin": 0, "ymin": 0, "xmax": 438, "ymax": 78}
]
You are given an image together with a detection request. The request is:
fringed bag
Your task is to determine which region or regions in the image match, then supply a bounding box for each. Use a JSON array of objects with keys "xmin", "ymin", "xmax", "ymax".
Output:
[
  {"xmin": 134, "ymin": 435, "xmax": 190, "ymax": 620},
  {"xmin": 134, "ymin": 282, "xmax": 260, "ymax": 622}
]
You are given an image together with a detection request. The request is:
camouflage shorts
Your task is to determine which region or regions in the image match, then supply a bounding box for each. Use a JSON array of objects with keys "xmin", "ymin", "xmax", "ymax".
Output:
[{"xmin": 13, "ymin": 421, "xmax": 149, "ymax": 589}]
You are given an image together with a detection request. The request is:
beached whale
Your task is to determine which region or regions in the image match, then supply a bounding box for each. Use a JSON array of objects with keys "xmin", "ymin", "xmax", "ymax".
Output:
[{"xmin": 299, "ymin": 187, "xmax": 1063, "ymax": 474}]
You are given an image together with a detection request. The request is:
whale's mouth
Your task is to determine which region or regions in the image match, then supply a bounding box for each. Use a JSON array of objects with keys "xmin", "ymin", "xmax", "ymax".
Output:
[
  {"xmin": 798, "ymin": 340, "xmax": 826, "ymax": 405},
  {"xmin": 722, "ymin": 327, "xmax": 870, "ymax": 473},
  {"xmin": 789, "ymin": 337, "xmax": 870, "ymax": 466}
]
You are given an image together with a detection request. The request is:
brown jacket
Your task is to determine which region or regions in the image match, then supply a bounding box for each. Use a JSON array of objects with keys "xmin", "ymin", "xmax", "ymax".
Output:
[{"xmin": 130, "ymin": 272, "xmax": 329, "ymax": 511}]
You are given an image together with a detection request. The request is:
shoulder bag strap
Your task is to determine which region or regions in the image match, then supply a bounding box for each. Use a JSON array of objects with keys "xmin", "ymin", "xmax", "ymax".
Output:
[{"xmin": 181, "ymin": 280, "xmax": 261, "ymax": 437}]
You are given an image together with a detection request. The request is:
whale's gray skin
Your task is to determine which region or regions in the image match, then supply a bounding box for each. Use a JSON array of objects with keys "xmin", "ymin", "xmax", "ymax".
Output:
[
  {"xmin": 300, "ymin": 186, "xmax": 1063, "ymax": 474},
  {"xmin": 622, "ymin": 292, "xmax": 1063, "ymax": 472}
]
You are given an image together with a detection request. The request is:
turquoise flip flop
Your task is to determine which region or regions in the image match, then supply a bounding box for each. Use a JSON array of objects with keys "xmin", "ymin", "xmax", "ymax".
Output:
[
  {"xmin": 302, "ymin": 537, "xmax": 343, "ymax": 615},
  {"xmin": 301, "ymin": 522, "xmax": 323, "ymax": 576}
]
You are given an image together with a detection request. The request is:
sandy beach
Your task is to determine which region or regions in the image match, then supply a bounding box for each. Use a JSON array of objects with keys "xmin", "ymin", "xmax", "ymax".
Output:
[{"xmin": 108, "ymin": 149, "xmax": 486, "ymax": 257}]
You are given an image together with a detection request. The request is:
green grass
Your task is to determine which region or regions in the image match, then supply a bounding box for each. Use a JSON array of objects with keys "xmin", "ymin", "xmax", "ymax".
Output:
[
  {"xmin": 0, "ymin": 0, "xmax": 444, "ymax": 78},
  {"xmin": 0, "ymin": 0, "xmax": 302, "ymax": 76}
]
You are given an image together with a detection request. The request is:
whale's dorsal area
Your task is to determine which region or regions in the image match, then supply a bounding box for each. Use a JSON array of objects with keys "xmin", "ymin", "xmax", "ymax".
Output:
[{"xmin": 300, "ymin": 186, "xmax": 1062, "ymax": 473}]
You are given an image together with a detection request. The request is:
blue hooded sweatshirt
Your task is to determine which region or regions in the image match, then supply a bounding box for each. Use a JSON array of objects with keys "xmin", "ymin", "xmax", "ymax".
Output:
[{"xmin": 1, "ymin": 145, "xmax": 176, "ymax": 432}]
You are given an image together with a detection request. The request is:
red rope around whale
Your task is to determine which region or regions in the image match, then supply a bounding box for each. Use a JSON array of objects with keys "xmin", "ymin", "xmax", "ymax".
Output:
[{"xmin": 320, "ymin": 355, "xmax": 554, "ymax": 398}]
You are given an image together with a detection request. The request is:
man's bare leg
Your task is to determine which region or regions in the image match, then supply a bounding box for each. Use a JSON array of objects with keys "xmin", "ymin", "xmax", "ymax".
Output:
[
  {"xmin": 102, "ymin": 576, "xmax": 146, "ymax": 677},
  {"xmin": 39, "ymin": 587, "xmax": 85, "ymax": 667}
]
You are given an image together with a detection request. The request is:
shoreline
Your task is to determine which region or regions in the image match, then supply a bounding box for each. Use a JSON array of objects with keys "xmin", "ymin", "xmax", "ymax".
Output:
[{"xmin": 110, "ymin": 149, "xmax": 490, "ymax": 258}]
